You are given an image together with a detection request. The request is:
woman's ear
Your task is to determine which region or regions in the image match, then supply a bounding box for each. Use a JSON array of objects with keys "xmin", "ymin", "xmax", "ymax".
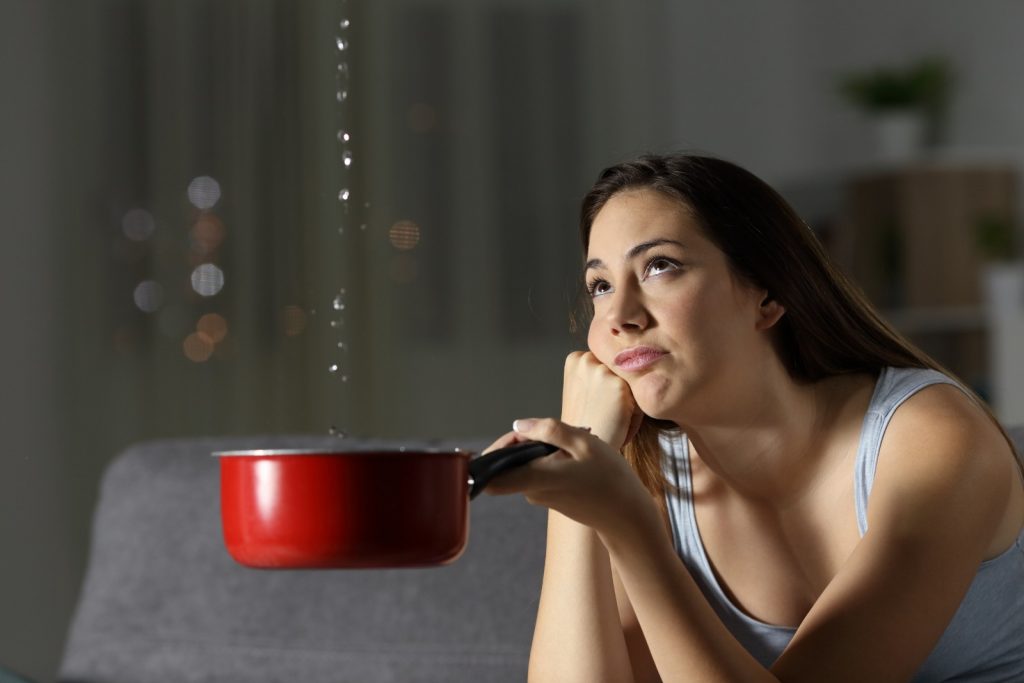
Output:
[{"xmin": 755, "ymin": 293, "xmax": 786, "ymax": 331}]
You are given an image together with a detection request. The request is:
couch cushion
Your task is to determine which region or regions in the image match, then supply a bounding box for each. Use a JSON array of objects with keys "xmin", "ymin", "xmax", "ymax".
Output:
[{"xmin": 59, "ymin": 435, "xmax": 547, "ymax": 683}]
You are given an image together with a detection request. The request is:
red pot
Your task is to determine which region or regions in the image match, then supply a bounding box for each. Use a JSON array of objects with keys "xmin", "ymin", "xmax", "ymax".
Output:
[{"xmin": 213, "ymin": 441, "xmax": 556, "ymax": 569}]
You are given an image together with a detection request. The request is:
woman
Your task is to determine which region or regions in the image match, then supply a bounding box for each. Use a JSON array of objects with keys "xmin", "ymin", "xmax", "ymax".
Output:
[{"xmin": 484, "ymin": 154, "xmax": 1024, "ymax": 682}]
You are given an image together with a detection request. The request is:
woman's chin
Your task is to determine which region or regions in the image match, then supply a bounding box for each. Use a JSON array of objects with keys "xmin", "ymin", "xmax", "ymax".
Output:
[
  {"xmin": 631, "ymin": 376, "xmax": 677, "ymax": 420},
  {"xmin": 639, "ymin": 404, "xmax": 677, "ymax": 422}
]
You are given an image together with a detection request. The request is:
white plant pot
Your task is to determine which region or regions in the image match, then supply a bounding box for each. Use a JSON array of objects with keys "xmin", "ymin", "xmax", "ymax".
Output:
[
  {"xmin": 983, "ymin": 261, "xmax": 1024, "ymax": 313},
  {"xmin": 983, "ymin": 261, "xmax": 1024, "ymax": 424},
  {"xmin": 873, "ymin": 111, "xmax": 926, "ymax": 164}
]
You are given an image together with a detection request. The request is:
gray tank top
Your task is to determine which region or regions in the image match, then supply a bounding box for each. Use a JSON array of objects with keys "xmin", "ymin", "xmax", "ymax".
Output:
[{"xmin": 662, "ymin": 366, "xmax": 1024, "ymax": 681}]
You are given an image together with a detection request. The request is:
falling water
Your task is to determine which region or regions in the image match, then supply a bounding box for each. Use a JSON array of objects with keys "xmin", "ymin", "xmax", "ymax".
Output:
[{"xmin": 329, "ymin": 8, "xmax": 355, "ymax": 438}]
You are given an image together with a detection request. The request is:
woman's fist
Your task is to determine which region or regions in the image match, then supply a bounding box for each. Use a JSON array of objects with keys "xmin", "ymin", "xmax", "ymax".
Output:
[{"xmin": 561, "ymin": 351, "xmax": 643, "ymax": 449}]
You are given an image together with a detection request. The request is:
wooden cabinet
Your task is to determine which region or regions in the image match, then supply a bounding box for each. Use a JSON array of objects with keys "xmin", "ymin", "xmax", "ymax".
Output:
[
  {"xmin": 837, "ymin": 163, "xmax": 1017, "ymax": 308},
  {"xmin": 834, "ymin": 163, "xmax": 1018, "ymax": 391}
]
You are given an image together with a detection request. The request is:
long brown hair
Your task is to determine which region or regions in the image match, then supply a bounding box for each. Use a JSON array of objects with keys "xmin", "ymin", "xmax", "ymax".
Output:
[{"xmin": 576, "ymin": 153, "xmax": 1022, "ymax": 496}]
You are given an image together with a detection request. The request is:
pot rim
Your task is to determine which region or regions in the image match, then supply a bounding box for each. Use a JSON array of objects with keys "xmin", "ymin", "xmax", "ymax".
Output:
[{"xmin": 211, "ymin": 448, "xmax": 473, "ymax": 458}]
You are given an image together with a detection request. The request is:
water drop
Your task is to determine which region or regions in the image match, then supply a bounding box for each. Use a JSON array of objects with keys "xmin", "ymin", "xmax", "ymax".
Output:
[
  {"xmin": 339, "ymin": 19, "xmax": 351, "ymax": 29},
  {"xmin": 399, "ymin": 446, "xmax": 407, "ymax": 453},
  {"xmin": 337, "ymin": 130, "xmax": 351, "ymax": 142},
  {"xmin": 332, "ymin": 295, "xmax": 345, "ymax": 311},
  {"xmin": 310, "ymin": 308, "xmax": 317, "ymax": 316},
  {"xmin": 329, "ymin": 425, "xmax": 348, "ymax": 439},
  {"xmin": 336, "ymin": 37, "xmax": 348, "ymax": 51},
  {"xmin": 342, "ymin": 151, "xmax": 353, "ymax": 167},
  {"xmin": 341, "ymin": 375, "xmax": 349, "ymax": 382},
  {"xmin": 338, "ymin": 226, "xmax": 345, "ymax": 235},
  {"xmin": 338, "ymin": 188, "xmax": 350, "ymax": 201},
  {"xmin": 329, "ymin": 364, "xmax": 339, "ymax": 373},
  {"xmin": 360, "ymin": 223, "xmax": 367, "ymax": 230},
  {"xmin": 336, "ymin": 90, "xmax": 348, "ymax": 102},
  {"xmin": 330, "ymin": 319, "xmax": 343, "ymax": 328},
  {"xmin": 364, "ymin": 201, "xmax": 371, "ymax": 208},
  {"xmin": 337, "ymin": 341, "xmax": 347, "ymax": 350},
  {"xmin": 337, "ymin": 63, "xmax": 349, "ymax": 75}
]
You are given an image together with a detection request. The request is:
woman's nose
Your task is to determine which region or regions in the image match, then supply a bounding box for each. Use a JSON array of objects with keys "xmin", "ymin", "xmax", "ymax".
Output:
[{"xmin": 604, "ymin": 285, "xmax": 648, "ymax": 334}]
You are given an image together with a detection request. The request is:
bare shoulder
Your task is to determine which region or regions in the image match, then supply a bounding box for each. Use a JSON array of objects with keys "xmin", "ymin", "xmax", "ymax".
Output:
[
  {"xmin": 871, "ymin": 381, "xmax": 1018, "ymax": 554},
  {"xmin": 879, "ymin": 381, "xmax": 1012, "ymax": 477},
  {"xmin": 881, "ymin": 381, "xmax": 1008, "ymax": 456}
]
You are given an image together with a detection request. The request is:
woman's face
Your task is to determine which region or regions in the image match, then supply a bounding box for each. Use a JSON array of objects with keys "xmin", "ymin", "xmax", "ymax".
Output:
[{"xmin": 585, "ymin": 188, "xmax": 774, "ymax": 421}]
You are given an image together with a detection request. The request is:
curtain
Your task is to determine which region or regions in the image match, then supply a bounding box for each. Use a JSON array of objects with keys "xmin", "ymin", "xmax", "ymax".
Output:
[
  {"xmin": 12, "ymin": 0, "xmax": 361, "ymax": 677},
  {"xmin": 56, "ymin": 0, "xmax": 358, "ymax": 451}
]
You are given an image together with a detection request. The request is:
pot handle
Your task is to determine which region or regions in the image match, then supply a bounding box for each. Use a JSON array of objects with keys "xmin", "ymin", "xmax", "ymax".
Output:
[{"xmin": 467, "ymin": 440, "xmax": 559, "ymax": 499}]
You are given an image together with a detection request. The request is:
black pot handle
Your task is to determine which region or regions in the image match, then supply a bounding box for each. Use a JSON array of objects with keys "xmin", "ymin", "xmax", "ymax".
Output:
[{"xmin": 467, "ymin": 440, "xmax": 559, "ymax": 499}]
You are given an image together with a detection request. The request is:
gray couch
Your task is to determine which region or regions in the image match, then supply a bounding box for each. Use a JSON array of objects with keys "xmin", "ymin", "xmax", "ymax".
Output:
[
  {"xmin": 58, "ymin": 428, "xmax": 1024, "ymax": 682},
  {"xmin": 58, "ymin": 436, "xmax": 548, "ymax": 683}
]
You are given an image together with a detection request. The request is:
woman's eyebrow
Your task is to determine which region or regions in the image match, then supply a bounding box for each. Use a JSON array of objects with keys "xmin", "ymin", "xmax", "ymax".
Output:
[{"xmin": 585, "ymin": 238, "xmax": 686, "ymax": 271}]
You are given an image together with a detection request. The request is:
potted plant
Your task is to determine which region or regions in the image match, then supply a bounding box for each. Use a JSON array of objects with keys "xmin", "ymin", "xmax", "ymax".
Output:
[
  {"xmin": 839, "ymin": 57, "xmax": 953, "ymax": 163},
  {"xmin": 976, "ymin": 213, "xmax": 1024, "ymax": 313}
]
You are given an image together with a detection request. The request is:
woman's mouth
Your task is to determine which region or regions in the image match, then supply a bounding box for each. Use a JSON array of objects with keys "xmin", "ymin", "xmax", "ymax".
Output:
[{"xmin": 614, "ymin": 346, "xmax": 668, "ymax": 372}]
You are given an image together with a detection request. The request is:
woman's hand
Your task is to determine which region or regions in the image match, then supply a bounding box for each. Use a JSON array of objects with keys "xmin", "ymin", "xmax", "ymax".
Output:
[
  {"xmin": 477, "ymin": 351, "xmax": 654, "ymax": 537},
  {"xmin": 481, "ymin": 418, "xmax": 659, "ymax": 541},
  {"xmin": 561, "ymin": 351, "xmax": 644, "ymax": 450}
]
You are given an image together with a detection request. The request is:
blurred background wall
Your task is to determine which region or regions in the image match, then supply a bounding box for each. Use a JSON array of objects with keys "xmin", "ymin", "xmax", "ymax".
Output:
[{"xmin": 2, "ymin": 0, "xmax": 1023, "ymax": 679}]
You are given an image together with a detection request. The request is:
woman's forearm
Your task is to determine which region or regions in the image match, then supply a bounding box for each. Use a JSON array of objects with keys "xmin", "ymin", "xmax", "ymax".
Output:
[
  {"xmin": 528, "ymin": 509, "xmax": 635, "ymax": 683},
  {"xmin": 601, "ymin": 511, "xmax": 777, "ymax": 683}
]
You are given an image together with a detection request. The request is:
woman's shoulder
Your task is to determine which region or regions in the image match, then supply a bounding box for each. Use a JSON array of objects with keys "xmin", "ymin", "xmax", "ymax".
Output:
[
  {"xmin": 872, "ymin": 375, "xmax": 1020, "ymax": 556},
  {"xmin": 882, "ymin": 373, "xmax": 1003, "ymax": 454}
]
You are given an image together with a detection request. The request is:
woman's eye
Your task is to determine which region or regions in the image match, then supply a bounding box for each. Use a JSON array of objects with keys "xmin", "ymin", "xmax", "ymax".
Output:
[
  {"xmin": 587, "ymin": 279, "xmax": 611, "ymax": 298},
  {"xmin": 645, "ymin": 257, "xmax": 679, "ymax": 278}
]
